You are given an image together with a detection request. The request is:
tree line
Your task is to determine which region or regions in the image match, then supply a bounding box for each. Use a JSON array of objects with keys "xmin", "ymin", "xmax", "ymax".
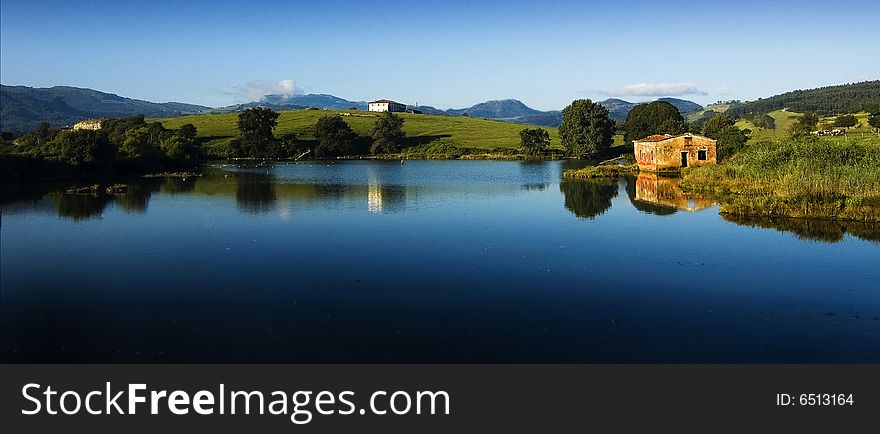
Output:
[
  {"xmin": 726, "ymin": 81, "xmax": 880, "ymax": 118},
  {"xmin": 1, "ymin": 115, "xmax": 203, "ymax": 180},
  {"xmin": 520, "ymin": 99, "xmax": 750, "ymax": 160},
  {"xmin": 225, "ymin": 107, "xmax": 409, "ymax": 159}
]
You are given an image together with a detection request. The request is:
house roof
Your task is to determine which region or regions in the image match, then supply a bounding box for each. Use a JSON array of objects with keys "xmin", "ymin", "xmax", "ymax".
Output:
[
  {"xmin": 369, "ymin": 99, "xmax": 404, "ymax": 104},
  {"xmin": 638, "ymin": 134, "xmax": 675, "ymax": 142},
  {"xmin": 634, "ymin": 133, "xmax": 713, "ymax": 143}
]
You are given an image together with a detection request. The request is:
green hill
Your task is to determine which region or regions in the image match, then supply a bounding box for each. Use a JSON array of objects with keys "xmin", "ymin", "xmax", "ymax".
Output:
[
  {"xmin": 726, "ymin": 81, "xmax": 880, "ymax": 118},
  {"xmin": 686, "ymin": 102, "xmax": 733, "ymax": 123},
  {"xmin": 156, "ymin": 110, "xmax": 561, "ymax": 157},
  {"xmin": 734, "ymin": 109, "xmax": 877, "ymax": 142},
  {"xmin": 1, "ymin": 85, "xmax": 209, "ymax": 134}
]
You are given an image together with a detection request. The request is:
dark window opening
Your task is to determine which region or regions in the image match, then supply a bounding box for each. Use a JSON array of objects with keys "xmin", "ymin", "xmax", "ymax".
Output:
[{"xmin": 698, "ymin": 150, "xmax": 707, "ymax": 161}]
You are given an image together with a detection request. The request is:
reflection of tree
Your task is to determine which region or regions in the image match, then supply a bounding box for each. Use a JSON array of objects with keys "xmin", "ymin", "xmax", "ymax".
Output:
[
  {"xmin": 521, "ymin": 183, "xmax": 548, "ymax": 191},
  {"xmin": 115, "ymin": 179, "xmax": 162, "ymax": 214},
  {"xmin": 235, "ymin": 171, "xmax": 277, "ymax": 214},
  {"xmin": 723, "ymin": 214, "xmax": 880, "ymax": 244},
  {"xmin": 0, "ymin": 182, "xmax": 57, "ymax": 206},
  {"xmin": 50, "ymin": 192, "xmax": 111, "ymax": 221},
  {"xmin": 559, "ymin": 179, "xmax": 618, "ymax": 219},
  {"xmin": 518, "ymin": 160, "xmax": 551, "ymax": 189},
  {"xmin": 160, "ymin": 177, "xmax": 197, "ymax": 195},
  {"xmin": 624, "ymin": 176, "xmax": 677, "ymax": 216}
]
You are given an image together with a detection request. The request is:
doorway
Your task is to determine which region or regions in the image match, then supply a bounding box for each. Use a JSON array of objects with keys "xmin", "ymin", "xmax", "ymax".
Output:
[{"xmin": 680, "ymin": 152, "xmax": 688, "ymax": 168}]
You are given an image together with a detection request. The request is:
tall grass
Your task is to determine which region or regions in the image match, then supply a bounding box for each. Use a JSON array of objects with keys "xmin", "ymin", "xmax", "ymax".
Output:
[{"xmin": 681, "ymin": 136, "xmax": 880, "ymax": 221}]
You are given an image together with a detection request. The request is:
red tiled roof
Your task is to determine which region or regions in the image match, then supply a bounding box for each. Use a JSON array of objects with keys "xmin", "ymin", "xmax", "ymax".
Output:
[
  {"xmin": 369, "ymin": 99, "xmax": 403, "ymax": 104},
  {"xmin": 637, "ymin": 134, "xmax": 675, "ymax": 142}
]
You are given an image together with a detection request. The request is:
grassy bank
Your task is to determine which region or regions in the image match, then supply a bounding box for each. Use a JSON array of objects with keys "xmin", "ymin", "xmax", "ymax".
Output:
[
  {"xmin": 681, "ymin": 136, "xmax": 880, "ymax": 221},
  {"xmin": 155, "ymin": 110, "xmax": 563, "ymax": 158},
  {"xmin": 562, "ymin": 163, "xmax": 638, "ymax": 178}
]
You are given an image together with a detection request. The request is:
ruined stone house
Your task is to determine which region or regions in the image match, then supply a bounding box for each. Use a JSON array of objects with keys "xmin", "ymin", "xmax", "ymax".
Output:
[{"xmin": 634, "ymin": 133, "xmax": 716, "ymax": 171}]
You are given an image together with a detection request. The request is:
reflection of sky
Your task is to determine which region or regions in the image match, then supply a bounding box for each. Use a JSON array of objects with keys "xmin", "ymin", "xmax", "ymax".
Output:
[{"xmin": 2, "ymin": 161, "xmax": 880, "ymax": 362}]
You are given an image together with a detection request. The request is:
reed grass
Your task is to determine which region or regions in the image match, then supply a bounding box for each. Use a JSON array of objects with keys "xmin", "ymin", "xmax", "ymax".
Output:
[{"xmin": 681, "ymin": 136, "xmax": 880, "ymax": 221}]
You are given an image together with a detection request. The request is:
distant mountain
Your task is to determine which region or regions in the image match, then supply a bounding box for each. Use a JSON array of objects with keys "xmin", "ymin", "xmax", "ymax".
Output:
[
  {"xmin": 209, "ymin": 101, "xmax": 308, "ymax": 114},
  {"xmin": 726, "ymin": 80, "xmax": 880, "ymax": 117},
  {"xmin": 410, "ymin": 105, "xmax": 448, "ymax": 115},
  {"xmin": 509, "ymin": 111, "xmax": 563, "ymax": 128},
  {"xmin": 262, "ymin": 93, "xmax": 369, "ymax": 110},
  {"xmin": 1, "ymin": 85, "xmax": 209, "ymax": 134},
  {"xmin": 447, "ymin": 99, "xmax": 542, "ymax": 119},
  {"xmin": 656, "ymin": 98, "xmax": 703, "ymax": 115},
  {"xmin": 597, "ymin": 98, "xmax": 703, "ymax": 122},
  {"xmin": 598, "ymin": 99, "xmax": 638, "ymax": 121}
]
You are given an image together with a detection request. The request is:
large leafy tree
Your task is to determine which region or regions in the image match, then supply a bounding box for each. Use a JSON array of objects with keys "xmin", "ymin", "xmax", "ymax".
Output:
[
  {"xmin": 519, "ymin": 127, "xmax": 550, "ymax": 157},
  {"xmin": 833, "ymin": 114, "xmax": 858, "ymax": 128},
  {"xmin": 370, "ymin": 111, "xmax": 406, "ymax": 154},
  {"xmin": 120, "ymin": 126, "xmax": 163, "ymax": 162},
  {"xmin": 624, "ymin": 101, "xmax": 686, "ymax": 143},
  {"xmin": 314, "ymin": 115, "xmax": 357, "ymax": 158},
  {"xmin": 702, "ymin": 113, "xmax": 748, "ymax": 159},
  {"xmin": 702, "ymin": 113, "xmax": 735, "ymax": 138},
  {"xmin": 53, "ymin": 130, "xmax": 116, "ymax": 168},
  {"xmin": 789, "ymin": 112, "xmax": 819, "ymax": 136},
  {"xmin": 558, "ymin": 99, "xmax": 614, "ymax": 158},
  {"xmin": 236, "ymin": 107, "xmax": 280, "ymax": 158},
  {"xmin": 869, "ymin": 112, "xmax": 880, "ymax": 131},
  {"xmin": 161, "ymin": 123, "xmax": 204, "ymax": 163}
]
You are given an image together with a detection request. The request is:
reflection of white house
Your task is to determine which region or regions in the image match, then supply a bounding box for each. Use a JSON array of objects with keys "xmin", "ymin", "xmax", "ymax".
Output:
[
  {"xmin": 368, "ymin": 99, "xmax": 406, "ymax": 113},
  {"xmin": 368, "ymin": 183, "xmax": 383, "ymax": 213}
]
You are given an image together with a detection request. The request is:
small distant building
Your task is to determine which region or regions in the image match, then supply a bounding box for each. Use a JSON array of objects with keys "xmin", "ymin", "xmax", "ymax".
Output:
[
  {"xmin": 634, "ymin": 133, "xmax": 716, "ymax": 171},
  {"xmin": 368, "ymin": 99, "xmax": 406, "ymax": 113},
  {"xmin": 72, "ymin": 119, "xmax": 103, "ymax": 131}
]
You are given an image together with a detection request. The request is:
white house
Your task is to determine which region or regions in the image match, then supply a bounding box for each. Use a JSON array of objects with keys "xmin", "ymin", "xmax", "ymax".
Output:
[{"xmin": 368, "ymin": 99, "xmax": 406, "ymax": 113}]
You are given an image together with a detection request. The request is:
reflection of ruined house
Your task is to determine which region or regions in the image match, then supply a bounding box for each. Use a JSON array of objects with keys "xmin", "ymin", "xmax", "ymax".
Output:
[
  {"xmin": 633, "ymin": 173, "xmax": 715, "ymax": 212},
  {"xmin": 634, "ymin": 133, "xmax": 716, "ymax": 171},
  {"xmin": 72, "ymin": 119, "xmax": 103, "ymax": 130},
  {"xmin": 368, "ymin": 99, "xmax": 406, "ymax": 113}
]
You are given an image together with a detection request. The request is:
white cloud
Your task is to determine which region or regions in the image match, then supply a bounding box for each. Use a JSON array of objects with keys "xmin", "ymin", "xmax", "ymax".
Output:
[
  {"xmin": 234, "ymin": 79, "xmax": 303, "ymax": 101},
  {"xmin": 715, "ymin": 85, "xmax": 731, "ymax": 95},
  {"xmin": 614, "ymin": 82, "xmax": 707, "ymax": 97}
]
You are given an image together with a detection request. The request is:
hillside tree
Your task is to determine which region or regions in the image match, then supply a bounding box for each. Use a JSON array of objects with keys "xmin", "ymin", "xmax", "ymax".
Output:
[
  {"xmin": 624, "ymin": 101, "xmax": 686, "ymax": 143},
  {"xmin": 53, "ymin": 130, "xmax": 116, "ymax": 168},
  {"xmin": 701, "ymin": 113, "xmax": 749, "ymax": 159},
  {"xmin": 833, "ymin": 114, "xmax": 858, "ymax": 128},
  {"xmin": 519, "ymin": 127, "xmax": 550, "ymax": 157},
  {"xmin": 558, "ymin": 99, "xmax": 614, "ymax": 158},
  {"xmin": 236, "ymin": 107, "xmax": 280, "ymax": 158},
  {"xmin": 314, "ymin": 115, "xmax": 358, "ymax": 158},
  {"xmin": 789, "ymin": 112, "xmax": 819, "ymax": 136},
  {"xmin": 869, "ymin": 112, "xmax": 880, "ymax": 131},
  {"xmin": 161, "ymin": 123, "xmax": 204, "ymax": 163},
  {"xmin": 370, "ymin": 111, "xmax": 406, "ymax": 154}
]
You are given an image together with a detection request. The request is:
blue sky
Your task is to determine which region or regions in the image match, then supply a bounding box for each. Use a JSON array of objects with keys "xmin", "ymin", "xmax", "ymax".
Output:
[{"xmin": 1, "ymin": 0, "xmax": 877, "ymax": 110}]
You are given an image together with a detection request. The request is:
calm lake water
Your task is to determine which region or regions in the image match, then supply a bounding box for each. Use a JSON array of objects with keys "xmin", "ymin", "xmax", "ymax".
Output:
[{"xmin": 2, "ymin": 160, "xmax": 879, "ymax": 362}]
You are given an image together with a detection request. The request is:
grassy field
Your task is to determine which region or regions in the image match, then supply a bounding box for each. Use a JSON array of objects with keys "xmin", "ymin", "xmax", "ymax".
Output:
[
  {"xmin": 154, "ymin": 110, "xmax": 565, "ymax": 158},
  {"xmin": 734, "ymin": 110, "xmax": 877, "ymax": 142}
]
